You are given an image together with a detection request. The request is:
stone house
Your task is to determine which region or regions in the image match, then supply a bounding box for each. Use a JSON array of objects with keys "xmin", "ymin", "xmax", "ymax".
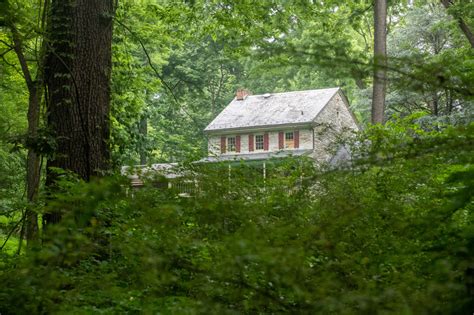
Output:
[
  {"xmin": 201, "ymin": 87, "xmax": 360, "ymax": 164},
  {"xmin": 124, "ymin": 87, "xmax": 359, "ymax": 189}
]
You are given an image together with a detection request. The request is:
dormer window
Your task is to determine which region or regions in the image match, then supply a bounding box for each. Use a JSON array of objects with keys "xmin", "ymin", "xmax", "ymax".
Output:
[
  {"xmin": 227, "ymin": 137, "xmax": 236, "ymax": 152},
  {"xmin": 255, "ymin": 135, "xmax": 264, "ymax": 150},
  {"xmin": 285, "ymin": 132, "xmax": 294, "ymax": 149}
]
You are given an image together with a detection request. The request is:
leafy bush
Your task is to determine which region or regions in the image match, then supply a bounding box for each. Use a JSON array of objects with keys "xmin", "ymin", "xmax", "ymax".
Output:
[{"xmin": 0, "ymin": 118, "xmax": 472, "ymax": 314}]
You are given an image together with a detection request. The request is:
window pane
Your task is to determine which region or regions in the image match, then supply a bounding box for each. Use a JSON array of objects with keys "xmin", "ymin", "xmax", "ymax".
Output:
[
  {"xmin": 255, "ymin": 135, "xmax": 264, "ymax": 150},
  {"xmin": 227, "ymin": 137, "xmax": 236, "ymax": 152},
  {"xmin": 285, "ymin": 132, "xmax": 294, "ymax": 148}
]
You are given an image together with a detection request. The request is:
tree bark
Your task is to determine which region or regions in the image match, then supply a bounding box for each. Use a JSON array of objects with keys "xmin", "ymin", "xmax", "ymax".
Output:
[
  {"xmin": 44, "ymin": 0, "xmax": 114, "ymax": 224},
  {"xmin": 371, "ymin": 0, "xmax": 387, "ymax": 124},
  {"xmin": 431, "ymin": 92, "xmax": 439, "ymax": 116},
  {"xmin": 10, "ymin": 24, "xmax": 42, "ymax": 244},
  {"xmin": 25, "ymin": 85, "xmax": 42, "ymax": 242},
  {"xmin": 139, "ymin": 116, "xmax": 147, "ymax": 165},
  {"xmin": 440, "ymin": 0, "xmax": 474, "ymax": 48}
]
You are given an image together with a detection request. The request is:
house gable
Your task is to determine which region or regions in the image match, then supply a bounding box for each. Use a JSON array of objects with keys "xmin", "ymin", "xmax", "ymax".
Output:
[{"xmin": 312, "ymin": 90, "xmax": 360, "ymax": 162}]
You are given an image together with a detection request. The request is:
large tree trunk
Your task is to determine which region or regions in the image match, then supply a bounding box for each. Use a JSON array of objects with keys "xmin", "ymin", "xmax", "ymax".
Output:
[
  {"xmin": 44, "ymin": 0, "xmax": 114, "ymax": 224},
  {"xmin": 371, "ymin": 0, "xmax": 387, "ymax": 124}
]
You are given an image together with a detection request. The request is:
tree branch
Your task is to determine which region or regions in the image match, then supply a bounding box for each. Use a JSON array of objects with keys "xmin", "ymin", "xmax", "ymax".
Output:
[
  {"xmin": 114, "ymin": 18, "xmax": 178, "ymax": 102},
  {"xmin": 114, "ymin": 18, "xmax": 203, "ymax": 126},
  {"xmin": 0, "ymin": 38, "xmax": 13, "ymax": 49},
  {"xmin": 0, "ymin": 47, "xmax": 13, "ymax": 58},
  {"xmin": 0, "ymin": 214, "xmax": 25, "ymax": 251},
  {"xmin": 10, "ymin": 24, "xmax": 34, "ymax": 89},
  {"xmin": 440, "ymin": 0, "xmax": 474, "ymax": 48}
]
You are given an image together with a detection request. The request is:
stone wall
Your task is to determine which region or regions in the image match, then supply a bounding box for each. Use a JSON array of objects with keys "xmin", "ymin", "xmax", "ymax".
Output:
[{"xmin": 312, "ymin": 91, "xmax": 359, "ymax": 163}]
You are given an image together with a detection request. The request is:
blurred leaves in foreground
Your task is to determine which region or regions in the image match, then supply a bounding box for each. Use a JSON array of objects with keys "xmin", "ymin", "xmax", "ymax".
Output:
[{"xmin": 0, "ymin": 116, "xmax": 473, "ymax": 314}]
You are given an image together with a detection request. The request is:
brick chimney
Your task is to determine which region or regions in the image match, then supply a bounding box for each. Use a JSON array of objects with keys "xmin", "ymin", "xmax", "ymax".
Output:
[{"xmin": 236, "ymin": 89, "xmax": 250, "ymax": 101}]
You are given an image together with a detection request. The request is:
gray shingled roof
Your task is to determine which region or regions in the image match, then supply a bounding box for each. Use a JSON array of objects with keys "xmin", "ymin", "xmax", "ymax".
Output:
[{"xmin": 204, "ymin": 87, "xmax": 340, "ymax": 132}]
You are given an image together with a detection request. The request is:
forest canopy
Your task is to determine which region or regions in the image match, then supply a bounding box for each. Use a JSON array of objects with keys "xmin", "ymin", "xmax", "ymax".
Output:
[{"xmin": 0, "ymin": 0, "xmax": 473, "ymax": 313}]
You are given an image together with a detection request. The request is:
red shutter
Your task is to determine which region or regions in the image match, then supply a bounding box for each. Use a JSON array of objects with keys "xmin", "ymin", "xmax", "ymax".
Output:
[
  {"xmin": 263, "ymin": 133, "xmax": 269, "ymax": 151},
  {"xmin": 236, "ymin": 135, "xmax": 241, "ymax": 153},
  {"xmin": 294, "ymin": 130, "xmax": 299, "ymax": 148},
  {"xmin": 278, "ymin": 131, "xmax": 284, "ymax": 149},
  {"xmin": 248, "ymin": 134, "xmax": 254, "ymax": 152},
  {"xmin": 220, "ymin": 136, "xmax": 226, "ymax": 154}
]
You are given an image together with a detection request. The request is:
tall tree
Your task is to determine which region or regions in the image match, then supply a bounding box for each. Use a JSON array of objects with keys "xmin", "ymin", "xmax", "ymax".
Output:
[
  {"xmin": 386, "ymin": 3, "xmax": 470, "ymax": 117},
  {"xmin": 372, "ymin": 0, "xmax": 388, "ymax": 124},
  {"xmin": 1, "ymin": 0, "xmax": 49, "ymax": 244},
  {"xmin": 10, "ymin": 24, "xmax": 42, "ymax": 244},
  {"xmin": 44, "ymin": 0, "xmax": 114, "ymax": 224}
]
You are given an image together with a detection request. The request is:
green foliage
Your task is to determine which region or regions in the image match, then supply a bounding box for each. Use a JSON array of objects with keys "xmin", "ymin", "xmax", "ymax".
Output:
[
  {"xmin": 1, "ymin": 1, "xmax": 474, "ymax": 313},
  {"xmin": 107, "ymin": 0, "xmax": 473, "ymax": 162},
  {"xmin": 0, "ymin": 38, "xmax": 28, "ymax": 249},
  {"xmin": 387, "ymin": 3, "xmax": 474, "ymax": 118},
  {"xmin": 1, "ymin": 119, "xmax": 472, "ymax": 314}
]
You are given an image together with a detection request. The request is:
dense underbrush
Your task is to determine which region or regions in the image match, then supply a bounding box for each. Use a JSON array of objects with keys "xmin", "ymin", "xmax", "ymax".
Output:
[{"xmin": 0, "ymin": 118, "xmax": 473, "ymax": 314}]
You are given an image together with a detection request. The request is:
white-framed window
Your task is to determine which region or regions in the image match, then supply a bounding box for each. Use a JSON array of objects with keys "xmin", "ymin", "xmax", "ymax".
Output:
[
  {"xmin": 285, "ymin": 131, "xmax": 294, "ymax": 149},
  {"xmin": 227, "ymin": 137, "xmax": 236, "ymax": 152},
  {"xmin": 255, "ymin": 134, "xmax": 264, "ymax": 150}
]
